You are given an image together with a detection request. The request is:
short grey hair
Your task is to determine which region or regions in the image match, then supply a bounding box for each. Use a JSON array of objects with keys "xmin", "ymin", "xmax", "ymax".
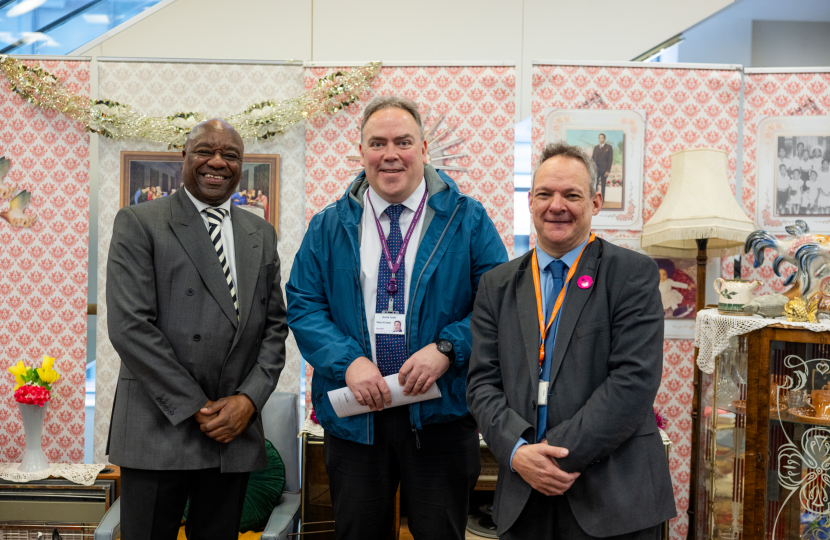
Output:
[
  {"xmin": 531, "ymin": 141, "xmax": 598, "ymax": 196},
  {"xmin": 360, "ymin": 96, "xmax": 424, "ymax": 142}
]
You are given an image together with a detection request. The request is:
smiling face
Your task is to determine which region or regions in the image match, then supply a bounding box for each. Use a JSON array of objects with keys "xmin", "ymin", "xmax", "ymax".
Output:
[
  {"xmin": 181, "ymin": 120, "xmax": 243, "ymax": 206},
  {"xmin": 529, "ymin": 155, "xmax": 602, "ymax": 258},
  {"xmin": 659, "ymin": 268, "xmax": 668, "ymax": 282},
  {"xmin": 359, "ymin": 107, "xmax": 428, "ymax": 204}
]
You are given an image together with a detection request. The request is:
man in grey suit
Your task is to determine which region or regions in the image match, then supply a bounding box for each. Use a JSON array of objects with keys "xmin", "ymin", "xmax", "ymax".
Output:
[
  {"xmin": 467, "ymin": 141, "xmax": 675, "ymax": 539},
  {"xmin": 106, "ymin": 119, "xmax": 287, "ymax": 540}
]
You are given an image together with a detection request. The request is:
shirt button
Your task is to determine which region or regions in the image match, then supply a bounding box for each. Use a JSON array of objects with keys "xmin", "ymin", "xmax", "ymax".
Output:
[
  {"xmin": 531, "ymin": 400, "xmax": 536, "ymax": 410},
  {"xmin": 261, "ymin": 297, "xmax": 266, "ymax": 305},
  {"xmin": 193, "ymin": 334, "xmax": 201, "ymax": 341},
  {"xmin": 187, "ymin": 288, "xmax": 194, "ymax": 296}
]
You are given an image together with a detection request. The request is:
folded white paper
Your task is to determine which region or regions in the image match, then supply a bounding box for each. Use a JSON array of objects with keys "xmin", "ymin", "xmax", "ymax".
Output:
[{"xmin": 328, "ymin": 374, "xmax": 442, "ymax": 418}]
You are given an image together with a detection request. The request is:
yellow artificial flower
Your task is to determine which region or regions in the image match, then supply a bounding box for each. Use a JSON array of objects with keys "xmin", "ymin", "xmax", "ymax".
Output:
[
  {"xmin": 41, "ymin": 356, "xmax": 55, "ymax": 370},
  {"xmin": 13, "ymin": 374, "xmax": 24, "ymax": 391},
  {"xmin": 37, "ymin": 367, "xmax": 60, "ymax": 385},
  {"xmin": 8, "ymin": 361, "xmax": 28, "ymax": 391}
]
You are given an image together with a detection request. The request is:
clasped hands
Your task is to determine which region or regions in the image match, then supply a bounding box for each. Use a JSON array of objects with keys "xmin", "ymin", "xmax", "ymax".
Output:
[
  {"xmin": 345, "ymin": 343, "xmax": 450, "ymax": 411},
  {"xmin": 513, "ymin": 441, "xmax": 580, "ymax": 496},
  {"xmin": 193, "ymin": 394, "xmax": 255, "ymax": 444}
]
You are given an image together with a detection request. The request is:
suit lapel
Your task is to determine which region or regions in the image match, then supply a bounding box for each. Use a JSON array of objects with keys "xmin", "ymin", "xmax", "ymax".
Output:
[
  {"xmin": 168, "ymin": 190, "xmax": 239, "ymax": 327},
  {"xmin": 514, "ymin": 252, "xmax": 541, "ymax": 394},
  {"xmin": 229, "ymin": 208, "xmax": 263, "ymax": 349},
  {"xmin": 548, "ymin": 239, "xmax": 602, "ymax": 386}
]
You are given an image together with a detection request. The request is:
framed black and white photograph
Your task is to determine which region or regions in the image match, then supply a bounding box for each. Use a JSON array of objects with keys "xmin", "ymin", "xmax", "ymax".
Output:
[
  {"xmin": 120, "ymin": 151, "xmax": 280, "ymax": 233},
  {"xmin": 756, "ymin": 116, "xmax": 830, "ymax": 233},
  {"xmin": 543, "ymin": 108, "xmax": 645, "ymax": 229}
]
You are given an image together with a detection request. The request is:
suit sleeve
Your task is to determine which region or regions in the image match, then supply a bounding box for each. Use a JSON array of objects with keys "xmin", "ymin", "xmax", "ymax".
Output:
[
  {"xmin": 286, "ymin": 220, "xmax": 366, "ymax": 383},
  {"xmin": 467, "ymin": 275, "xmax": 534, "ymax": 466},
  {"xmin": 236, "ymin": 231, "xmax": 288, "ymax": 411},
  {"xmin": 438, "ymin": 206, "xmax": 508, "ymax": 369},
  {"xmin": 106, "ymin": 207, "xmax": 209, "ymax": 426},
  {"xmin": 546, "ymin": 254, "xmax": 664, "ymax": 472}
]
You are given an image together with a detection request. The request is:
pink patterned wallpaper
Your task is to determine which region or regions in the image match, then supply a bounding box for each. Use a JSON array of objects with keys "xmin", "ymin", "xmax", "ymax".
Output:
[
  {"xmin": 531, "ymin": 62, "xmax": 743, "ymax": 540},
  {"xmin": 0, "ymin": 59, "xmax": 90, "ymax": 464}
]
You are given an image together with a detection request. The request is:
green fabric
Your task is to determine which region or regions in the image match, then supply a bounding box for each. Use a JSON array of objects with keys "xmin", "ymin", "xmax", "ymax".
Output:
[{"xmin": 184, "ymin": 439, "xmax": 286, "ymax": 532}]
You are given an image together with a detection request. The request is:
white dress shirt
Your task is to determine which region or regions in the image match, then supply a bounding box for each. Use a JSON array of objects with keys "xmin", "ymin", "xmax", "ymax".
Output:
[
  {"xmin": 184, "ymin": 187, "xmax": 238, "ymax": 290},
  {"xmin": 360, "ymin": 179, "xmax": 427, "ymax": 364}
]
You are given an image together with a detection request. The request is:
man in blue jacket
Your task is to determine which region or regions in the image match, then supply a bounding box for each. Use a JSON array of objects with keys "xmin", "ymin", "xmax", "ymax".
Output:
[{"xmin": 287, "ymin": 96, "xmax": 507, "ymax": 539}]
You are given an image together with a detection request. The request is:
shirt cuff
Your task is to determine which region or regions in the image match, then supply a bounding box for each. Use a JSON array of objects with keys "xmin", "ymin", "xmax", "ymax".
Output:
[{"xmin": 510, "ymin": 437, "xmax": 528, "ymax": 473}]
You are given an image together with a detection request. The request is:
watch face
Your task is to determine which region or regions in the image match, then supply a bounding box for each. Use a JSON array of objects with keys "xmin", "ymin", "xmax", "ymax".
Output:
[{"xmin": 437, "ymin": 339, "xmax": 452, "ymax": 353}]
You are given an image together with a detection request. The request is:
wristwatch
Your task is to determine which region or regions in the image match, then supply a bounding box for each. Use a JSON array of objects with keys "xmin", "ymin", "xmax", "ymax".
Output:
[{"xmin": 435, "ymin": 338, "xmax": 455, "ymax": 364}]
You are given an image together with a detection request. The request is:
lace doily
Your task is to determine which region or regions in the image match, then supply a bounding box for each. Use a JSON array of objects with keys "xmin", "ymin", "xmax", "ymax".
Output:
[
  {"xmin": 0, "ymin": 463, "xmax": 108, "ymax": 486},
  {"xmin": 695, "ymin": 308, "xmax": 830, "ymax": 373},
  {"xmin": 299, "ymin": 411, "xmax": 324, "ymax": 439}
]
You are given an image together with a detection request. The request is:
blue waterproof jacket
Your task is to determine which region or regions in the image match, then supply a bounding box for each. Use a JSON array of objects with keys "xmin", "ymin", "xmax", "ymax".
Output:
[{"xmin": 287, "ymin": 165, "xmax": 508, "ymax": 444}]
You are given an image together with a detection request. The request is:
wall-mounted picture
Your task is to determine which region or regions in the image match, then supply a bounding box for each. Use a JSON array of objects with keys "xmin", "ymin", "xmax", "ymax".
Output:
[
  {"xmin": 756, "ymin": 115, "xmax": 830, "ymax": 233},
  {"xmin": 120, "ymin": 151, "xmax": 280, "ymax": 233},
  {"xmin": 564, "ymin": 129, "xmax": 625, "ymax": 210},
  {"xmin": 773, "ymin": 135, "xmax": 830, "ymax": 216},
  {"xmin": 653, "ymin": 258, "xmax": 697, "ymax": 319},
  {"xmin": 544, "ymin": 108, "xmax": 645, "ymax": 230}
]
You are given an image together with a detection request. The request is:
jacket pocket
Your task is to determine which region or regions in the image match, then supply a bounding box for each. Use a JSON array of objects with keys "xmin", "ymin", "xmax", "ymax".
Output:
[{"xmin": 576, "ymin": 318, "xmax": 610, "ymax": 338}]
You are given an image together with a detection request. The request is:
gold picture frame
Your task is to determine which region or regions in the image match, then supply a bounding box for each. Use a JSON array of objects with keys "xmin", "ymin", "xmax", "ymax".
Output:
[{"xmin": 120, "ymin": 151, "xmax": 280, "ymax": 233}]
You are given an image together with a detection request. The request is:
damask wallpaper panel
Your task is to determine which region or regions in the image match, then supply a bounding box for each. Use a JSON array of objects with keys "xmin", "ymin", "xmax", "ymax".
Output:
[
  {"xmin": 531, "ymin": 61, "xmax": 742, "ymax": 540},
  {"xmin": 94, "ymin": 60, "xmax": 306, "ymax": 463},
  {"xmin": 0, "ymin": 59, "xmax": 91, "ymax": 464}
]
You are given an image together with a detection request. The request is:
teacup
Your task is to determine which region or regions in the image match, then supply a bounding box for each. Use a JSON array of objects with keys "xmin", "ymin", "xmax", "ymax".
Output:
[{"xmin": 812, "ymin": 390, "xmax": 830, "ymax": 418}]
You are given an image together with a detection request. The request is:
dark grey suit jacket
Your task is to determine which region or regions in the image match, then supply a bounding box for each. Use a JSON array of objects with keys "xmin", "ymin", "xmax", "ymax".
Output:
[
  {"xmin": 106, "ymin": 189, "xmax": 287, "ymax": 473},
  {"xmin": 467, "ymin": 238, "xmax": 676, "ymax": 537}
]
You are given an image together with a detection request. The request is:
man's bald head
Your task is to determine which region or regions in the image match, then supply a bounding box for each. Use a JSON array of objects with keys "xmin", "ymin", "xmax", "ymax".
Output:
[{"xmin": 181, "ymin": 118, "xmax": 244, "ymax": 206}]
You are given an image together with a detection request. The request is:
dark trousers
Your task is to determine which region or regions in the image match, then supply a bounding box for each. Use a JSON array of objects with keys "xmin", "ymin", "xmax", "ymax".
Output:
[
  {"xmin": 120, "ymin": 466, "xmax": 250, "ymax": 540},
  {"xmin": 324, "ymin": 407, "xmax": 481, "ymax": 540},
  {"xmin": 502, "ymin": 489, "xmax": 661, "ymax": 540},
  {"xmin": 597, "ymin": 173, "xmax": 608, "ymax": 200}
]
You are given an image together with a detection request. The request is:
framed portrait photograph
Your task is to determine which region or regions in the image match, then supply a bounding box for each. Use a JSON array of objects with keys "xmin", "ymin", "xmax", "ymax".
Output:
[
  {"xmin": 544, "ymin": 108, "xmax": 645, "ymax": 229},
  {"xmin": 755, "ymin": 115, "xmax": 830, "ymax": 233},
  {"xmin": 120, "ymin": 151, "xmax": 280, "ymax": 233}
]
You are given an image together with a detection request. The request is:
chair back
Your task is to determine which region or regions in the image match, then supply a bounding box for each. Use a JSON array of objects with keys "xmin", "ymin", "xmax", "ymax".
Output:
[{"xmin": 261, "ymin": 392, "xmax": 300, "ymax": 493}]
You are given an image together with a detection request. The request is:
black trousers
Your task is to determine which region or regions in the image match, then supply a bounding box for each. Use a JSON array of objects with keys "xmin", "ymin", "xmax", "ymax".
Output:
[
  {"xmin": 502, "ymin": 489, "xmax": 661, "ymax": 540},
  {"xmin": 597, "ymin": 173, "xmax": 608, "ymax": 200},
  {"xmin": 120, "ymin": 466, "xmax": 250, "ymax": 540},
  {"xmin": 324, "ymin": 407, "xmax": 481, "ymax": 540}
]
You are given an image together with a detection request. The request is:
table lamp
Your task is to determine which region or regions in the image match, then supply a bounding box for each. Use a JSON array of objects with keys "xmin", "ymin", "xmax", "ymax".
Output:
[{"xmin": 640, "ymin": 148, "xmax": 754, "ymax": 540}]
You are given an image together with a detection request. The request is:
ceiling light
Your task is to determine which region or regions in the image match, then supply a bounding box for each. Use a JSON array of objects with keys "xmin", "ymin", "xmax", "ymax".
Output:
[{"xmin": 7, "ymin": 0, "xmax": 47, "ymax": 18}]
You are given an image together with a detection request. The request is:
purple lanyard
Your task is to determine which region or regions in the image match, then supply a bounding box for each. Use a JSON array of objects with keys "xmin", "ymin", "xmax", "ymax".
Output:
[{"xmin": 367, "ymin": 186, "xmax": 428, "ymax": 295}]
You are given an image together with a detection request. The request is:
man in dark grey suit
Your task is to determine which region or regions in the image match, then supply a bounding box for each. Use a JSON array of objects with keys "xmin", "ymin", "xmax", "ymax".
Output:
[
  {"xmin": 591, "ymin": 133, "xmax": 613, "ymax": 201},
  {"xmin": 106, "ymin": 119, "xmax": 287, "ymax": 540},
  {"xmin": 467, "ymin": 141, "xmax": 675, "ymax": 539}
]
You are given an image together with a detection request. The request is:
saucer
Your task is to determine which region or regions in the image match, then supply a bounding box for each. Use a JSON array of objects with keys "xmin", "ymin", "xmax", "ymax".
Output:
[
  {"xmin": 788, "ymin": 407, "xmax": 830, "ymax": 425},
  {"xmin": 731, "ymin": 400, "xmax": 787, "ymax": 415}
]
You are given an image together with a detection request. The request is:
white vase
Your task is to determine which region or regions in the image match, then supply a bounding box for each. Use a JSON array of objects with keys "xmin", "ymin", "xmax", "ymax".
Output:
[{"xmin": 17, "ymin": 402, "xmax": 49, "ymax": 473}]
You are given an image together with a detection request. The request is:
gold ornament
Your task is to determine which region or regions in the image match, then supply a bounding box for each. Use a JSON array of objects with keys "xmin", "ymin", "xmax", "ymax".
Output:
[
  {"xmin": 0, "ymin": 56, "xmax": 381, "ymax": 148},
  {"xmin": 785, "ymin": 297, "xmax": 817, "ymax": 323}
]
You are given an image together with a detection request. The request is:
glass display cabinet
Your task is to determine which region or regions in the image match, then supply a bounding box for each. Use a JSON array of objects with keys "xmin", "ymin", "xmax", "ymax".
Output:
[{"xmin": 696, "ymin": 326, "xmax": 830, "ymax": 540}]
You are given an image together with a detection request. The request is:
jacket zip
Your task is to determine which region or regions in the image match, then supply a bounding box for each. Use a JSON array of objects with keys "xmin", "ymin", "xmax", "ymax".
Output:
[{"xmin": 405, "ymin": 200, "xmax": 463, "ymax": 445}]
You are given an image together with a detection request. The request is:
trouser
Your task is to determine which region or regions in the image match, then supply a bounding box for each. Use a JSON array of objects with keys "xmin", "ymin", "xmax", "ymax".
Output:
[
  {"xmin": 120, "ymin": 466, "xmax": 250, "ymax": 540},
  {"xmin": 501, "ymin": 489, "xmax": 661, "ymax": 540},
  {"xmin": 597, "ymin": 173, "xmax": 608, "ymax": 200},
  {"xmin": 324, "ymin": 406, "xmax": 481, "ymax": 540}
]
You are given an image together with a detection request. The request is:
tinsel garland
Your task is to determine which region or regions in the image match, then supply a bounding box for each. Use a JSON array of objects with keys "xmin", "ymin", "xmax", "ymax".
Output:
[{"xmin": 0, "ymin": 56, "xmax": 381, "ymax": 148}]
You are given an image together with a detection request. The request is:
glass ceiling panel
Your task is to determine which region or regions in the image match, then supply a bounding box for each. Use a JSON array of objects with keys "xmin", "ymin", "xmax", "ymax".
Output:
[{"xmin": 0, "ymin": 0, "xmax": 165, "ymax": 55}]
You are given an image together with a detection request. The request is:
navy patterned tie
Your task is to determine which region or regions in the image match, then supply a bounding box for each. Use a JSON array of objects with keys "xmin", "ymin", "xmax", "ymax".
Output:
[{"xmin": 376, "ymin": 204, "xmax": 407, "ymax": 376}]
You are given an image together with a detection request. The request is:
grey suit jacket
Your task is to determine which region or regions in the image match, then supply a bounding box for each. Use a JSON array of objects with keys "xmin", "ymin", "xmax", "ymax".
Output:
[
  {"xmin": 467, "ymin": 239, "xmax": 676, "ymax": 537},
  {"xmin": 106, "ymin": 189, "xmax": 287, "ymax": 473}
]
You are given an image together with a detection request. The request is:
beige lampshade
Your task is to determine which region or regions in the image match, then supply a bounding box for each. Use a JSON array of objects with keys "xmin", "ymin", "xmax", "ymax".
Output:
[{"xmin": 640, "ymin": 148, "xmax": 755, "ymax": 257}]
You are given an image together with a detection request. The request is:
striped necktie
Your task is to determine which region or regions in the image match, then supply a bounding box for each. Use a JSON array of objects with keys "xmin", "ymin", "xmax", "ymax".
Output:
[{"xmin": 203, "ymin": 207, "xmax": 239, "ymax": 319}]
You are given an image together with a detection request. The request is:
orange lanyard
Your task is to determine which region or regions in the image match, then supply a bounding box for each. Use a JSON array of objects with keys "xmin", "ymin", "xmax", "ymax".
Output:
[{"xmin": 531, "ymin": 233, "xmax": 595, "ymax": 366}]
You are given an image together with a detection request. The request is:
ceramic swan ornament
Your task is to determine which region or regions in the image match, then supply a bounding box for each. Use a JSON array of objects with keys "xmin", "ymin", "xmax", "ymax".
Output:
[
  {"xmin": 0, "ymin": 157, "xmax": 37, "ymax": 229},
  {"xmin": 744, "ymin": 220, "xmax": 830, "ymax": 301}
]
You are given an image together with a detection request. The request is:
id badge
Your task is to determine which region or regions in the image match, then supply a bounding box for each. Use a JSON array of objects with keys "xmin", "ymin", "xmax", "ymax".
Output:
[
  {"xmin": 538, "ymin": 380, "xmax": 549, "ymax": 406},
  {"xmin": 375, "ymin": 312, "xmax": 406, "ymax": 335}
]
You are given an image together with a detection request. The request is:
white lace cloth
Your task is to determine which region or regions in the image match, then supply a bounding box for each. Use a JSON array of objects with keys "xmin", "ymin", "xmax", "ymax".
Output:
[
  {"xmin": 695, "ymin": 308, "xmax": 830, "ymax": 373},
  {"xmin": 0, "ymin": 463, "xmax": 108, "ymax": 486}
]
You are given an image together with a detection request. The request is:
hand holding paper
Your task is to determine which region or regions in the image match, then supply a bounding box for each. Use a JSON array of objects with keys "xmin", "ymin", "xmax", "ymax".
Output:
[{"xmin": 329, "ymin": 373, "xmax": 442, "ymax": 418}]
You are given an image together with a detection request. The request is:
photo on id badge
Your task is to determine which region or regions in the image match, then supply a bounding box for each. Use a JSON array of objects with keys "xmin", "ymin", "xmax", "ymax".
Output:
[{"xmin": 376, "ymin": 313, "xmax": 406, "ymax": 335}]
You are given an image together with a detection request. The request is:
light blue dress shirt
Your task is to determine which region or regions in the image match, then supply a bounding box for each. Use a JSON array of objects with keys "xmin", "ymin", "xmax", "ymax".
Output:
[{"xmin": 509, "ymin": 236, "xmax": 590, "ymax": 472}]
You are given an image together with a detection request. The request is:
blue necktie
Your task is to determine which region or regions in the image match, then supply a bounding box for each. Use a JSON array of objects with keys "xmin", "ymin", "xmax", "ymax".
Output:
[
  {"xmin": 375, "ymin": 205, "xmax": 407, "ymax": 376},
  {"xmin": 538, "ymin": 259, "xmax": 566, "ymax": 442}
]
